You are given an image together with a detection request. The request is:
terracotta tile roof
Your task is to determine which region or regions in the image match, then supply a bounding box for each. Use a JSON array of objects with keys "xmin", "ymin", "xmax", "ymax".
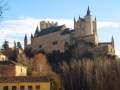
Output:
[{"xmin": 0, "ymin": 76, "xmax": 51, "ymax": 83}]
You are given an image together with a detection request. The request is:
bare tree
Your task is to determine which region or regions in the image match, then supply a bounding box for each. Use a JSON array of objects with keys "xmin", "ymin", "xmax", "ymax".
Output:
[
  {"xmin": 0, "ymin": 0, "xmax": 8, "ymax": 17},
  {"xmin": 60, "ymin": 57, "xmax": 120, "ymax": 90}
]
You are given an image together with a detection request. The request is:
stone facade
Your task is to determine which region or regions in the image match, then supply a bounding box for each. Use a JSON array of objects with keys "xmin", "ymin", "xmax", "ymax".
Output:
[
  {"xmin": 0, "ymin": 76, "xmax": 51, "ymax": 90},
  {"xmin": 31, "ymin": 25, "xmax": 71, "ymax": 53},
  {"xmin": 40, "ymin": 21, "xmax": 58, "ymax": 30},
  {"xmin": 26, "ymin": 7, "xmax": 115, "ymax": 56},
  {"xmin": 0, "ymin": 53, "xmax": 7, "ymax": 61},
  {"xmin": 0, "ymin": 61, "xmax": 27, "ymax": 77},
  {"xmin": 32, "ymin": 53, "xmax": 52, "ymax": 75}
]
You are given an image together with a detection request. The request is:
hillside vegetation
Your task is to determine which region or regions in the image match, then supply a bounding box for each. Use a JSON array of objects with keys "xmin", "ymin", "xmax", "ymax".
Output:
[{"xmin": 60, "ymin": 57, "xmax": 120, "ymax": 90}]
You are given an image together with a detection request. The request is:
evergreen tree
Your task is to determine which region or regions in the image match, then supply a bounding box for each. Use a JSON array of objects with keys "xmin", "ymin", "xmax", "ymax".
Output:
[
  {"xmin": 34, "ymin": 26, "xmax": 39, "ymax": 36},
  {"xmin": 17, "ymin": 42, "xmax": 22, "ymax": 49},
  {"xmin": 9, "ymin": 49, "xmax": 18, "ymax": 62},
  {"xmin": 24, "ymin": 34, "xmax": 27, "ymax": 49},
  {"xmin": 2, "ymin": 40, "xmax": 9, "ymax": 49}
]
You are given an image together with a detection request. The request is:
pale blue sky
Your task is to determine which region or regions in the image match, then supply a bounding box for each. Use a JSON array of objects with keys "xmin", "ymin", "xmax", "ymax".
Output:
[
  {"xmin": 4, "ymin": 0, "xmax": 120, "ymax": 20},
  {"xmin": 1, "ymin": 0, "xmax": 120, "ymax": 56}
]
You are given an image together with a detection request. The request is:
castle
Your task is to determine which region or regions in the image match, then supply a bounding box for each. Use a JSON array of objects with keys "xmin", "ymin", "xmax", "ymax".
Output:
[{"xmin": 24, "ymin": 7, "xmax": 115, "ymax": 57}]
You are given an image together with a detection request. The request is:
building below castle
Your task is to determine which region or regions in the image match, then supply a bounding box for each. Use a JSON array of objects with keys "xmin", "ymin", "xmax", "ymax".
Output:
[
  {"xmin": 0, "ymin": 60, "xmax": 27, "ymax": 77},
  {"xmin": 0, "ymin": 76, "xmax": 51, "ymax": 90},
  {"xmin": 24, "ymin": 7, "xmax": 115, "ymax": 57}
]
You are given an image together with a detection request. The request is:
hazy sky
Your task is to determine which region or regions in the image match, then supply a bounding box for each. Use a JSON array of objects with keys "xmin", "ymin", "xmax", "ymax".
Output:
[{"xmin": 0, "ymin": 0, "xmax": 120, "ymax": 56}]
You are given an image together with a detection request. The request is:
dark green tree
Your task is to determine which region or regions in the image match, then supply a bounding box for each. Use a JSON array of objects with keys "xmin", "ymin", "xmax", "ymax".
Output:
[
  {"xmin": 9, "ymin": 49, "xmax": 18, "ymax": 62},
  {"xmin": 2, "ymin": 40, "xmax": 9, "ymax": 49},
  {"xmin": 24, "ymin": 46, "xmax": 34, "ymax": 58},
  {"xmin": 17, "ymin": 42, "xmax": 22, "ymax": 49}
]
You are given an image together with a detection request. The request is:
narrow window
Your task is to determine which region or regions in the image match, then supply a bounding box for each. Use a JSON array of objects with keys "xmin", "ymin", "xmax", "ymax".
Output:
[
  {"xmin": 53, "ymin": 41, "xmax": 58, "ymax": 45},
  {"xmin": 28, "ymin": 86, "xmax": 32, "ymax": 90},
  {"xmin": 36, "ymin": 85, "xmax": 40, "ymax": 90},
  {"xmin": 20, "ymin": 86, "xmax": 25, "ymax": 90},
  {"xmin": 39, "ymin": 45, "xmax": 42, "ymax": 48},
  {"xmin": 12, "ymin": 86, "xmax": 17, "ymax": 90},
  {"xmin": 21, "ymin": 68, "xmax": 22, "ymax": 72},
  {"xmin": 3, "ymin": 86, "xmax": 8, "ymax": 90}
]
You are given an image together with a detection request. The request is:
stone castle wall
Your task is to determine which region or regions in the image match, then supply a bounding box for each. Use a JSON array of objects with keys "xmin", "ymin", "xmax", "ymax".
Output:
[
  {"xmin": 40, "ymin": 21, "xmax": 58, "ymax": 30},
  {"xmin": 31, "ymin": 30, "xmax": 70, "ymax": 53}
]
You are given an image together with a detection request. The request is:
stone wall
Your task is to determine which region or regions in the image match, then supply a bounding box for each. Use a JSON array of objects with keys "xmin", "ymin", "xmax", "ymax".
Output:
[
  {"xmin": 31, "ymin": 30, "xmax": 70, "ymax": 53},
  {"xmin": 15, "ymin": 65, "xmax": 27, "ymax": 76},
  {"xmin": 40, "ymin": 21, "xmax": 58, "ymax": 30},
  {"xmin": 0, "ymin": 65, "xmax": 15, "ymax": 77},
  {"xmin": 32, "ymin": 53, "xmax": 52, "ymax": 76}
]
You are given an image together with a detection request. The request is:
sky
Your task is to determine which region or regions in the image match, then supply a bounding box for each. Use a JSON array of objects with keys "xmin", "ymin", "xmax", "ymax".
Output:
[{"xmin": 0, "ymin": 0, "xmax": 120, "ymax": 56}]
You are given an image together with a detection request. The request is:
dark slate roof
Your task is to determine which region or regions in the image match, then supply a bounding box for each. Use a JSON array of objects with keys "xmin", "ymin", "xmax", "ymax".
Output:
[
  {"xmin": 80, "ymin": 18, "xmax": 85, "ymax": 22},
  {"xmin": 0, "ymin": 76, "xmax": 51, "ymax": 83},
  {"xmin": 98, "ymin": 42, "xmax": 111, "ymax": 45},
  {"xmin": 0, "ymin": 60, "xmax": 26, "ymax": 66},
  {"xmin": 0, "ymin": 60, "xmax": 15, "ymax": 65},
  {"xmin": 77, "ymin": 18, "xmax": 85, "ymax": 23},
  {"xmin": 35, "ymin": 25, "xmax": 65, "ymax": 37},
  {"xmin": 61, "ymin": 28, "xmax": 75, "ymax": 35}
]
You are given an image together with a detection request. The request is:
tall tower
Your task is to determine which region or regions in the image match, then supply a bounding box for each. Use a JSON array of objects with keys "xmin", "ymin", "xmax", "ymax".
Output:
[
  {"xmin": 13, "ymin": 41, "xmax": 16, "ymax": 49},
  {"xmin": 74, "ymin": 17, "xmax": 76, "ymax": 29},
  {"xmin": 84, "ymin": 6, "xmax": 93, "ymax": 35},
  {"xmin": 24, "ymin": 34, "xmax": 27, "ymax": 49},
  {"xmin": 93, "ymin": 17, "xmax": 99, "ymax": 45},
  {"xmin": 34, "ymin": 26, "xmax": 39, "ymax": 37},
  {"xmin": 86, "ymin": 6, "xmax": 91, "ymax": 16},
  {"xmin": 111, "ymin": 36, "xmax": 114, "ymax": 48},
  {"xmin": 31, "ymin": 33, "xmax": 33, "ymax": 44},
  {"xmin": 73, "ymin": 6, "xmax": 99, "ymax": 45}
]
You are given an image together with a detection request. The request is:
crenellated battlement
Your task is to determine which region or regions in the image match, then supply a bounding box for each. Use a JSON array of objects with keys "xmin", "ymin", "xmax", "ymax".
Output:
[{"xmin": 40, "ymin": 21, "xmax": 58, "ymax": 30}]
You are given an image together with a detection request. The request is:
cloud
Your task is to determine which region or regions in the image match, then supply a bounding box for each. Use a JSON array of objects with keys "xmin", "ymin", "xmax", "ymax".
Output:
[
  {"xmin": 0, "ymin": 17, "xmax": 120, "ymax": 57},
  {"xmin": 97, "ymin": 21, "xmax": 120, "ymax": 29}
]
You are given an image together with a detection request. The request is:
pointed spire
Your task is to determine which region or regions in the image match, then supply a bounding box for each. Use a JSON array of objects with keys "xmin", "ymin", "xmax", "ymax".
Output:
[
  {"xmin": 79, "ymin": 16, "xmax": 81, "ymax": 19},
  {"xmin": 31, "ymin": 33, "xmax": 33, "ymax": 39},
  {"xmin": 24, "ymin": 34, "xmax": 27, "ymax": 41},
  {"xmin": 74, "ymin": 17, "xmax": 76, "ymax": 22},
  {"xmin": 79, "ymin": 15, "xmax": 81, "ymax": 21},
  {"xmin": 112, "ymin": 36, "xmax": 114, "ymax": 42},
  {"xmin": 111, "ymin": 36, "xmax": 114, "ymax": 48},
  {"xmin": 14, "ymin": 40, "xmax": 16, "ymax": 49},
  {"xmin": 34, "ymin": 26, "xmax": 39, "ymax": 36},
  {"xmin": 86, "ymin": 6, "xmax": 91, "ymax": 16},
  {"xmin": 24, "ymin": 34, "xmax": 27, "ymax": 49},
  {"xmin": 95, "ymin": 17, "xmax": 96, "ymax": 21}
]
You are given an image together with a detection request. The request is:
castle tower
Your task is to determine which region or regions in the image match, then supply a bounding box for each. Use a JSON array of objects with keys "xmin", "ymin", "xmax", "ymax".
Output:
[
  {"xmin": 40, "ymin": 21, "xmax": 47, "ymax": 30},
  {"xmin": 13, "ymin": 41, "xmax": 16, "ymax": 49},
  {"xmin": 93, "ymin": 17, "xmax": 97, "ymax": 34},
  {"xmin": 73, "ymin": 6, "xmax": 99, "ymax": 45},
  {"xmin": 111, "ymin": 36, "xmax": 114, "ymax": 48},
  {"xmin": 93, "ymin": 17, "xmax": 99, "ymax": 45},
  {"xmin": 34, "ymin": 26, "xmax": 39, "ymax": 36},
  {"xmin": 84, "ymin": 6, "xmax": 93, "ymax": 35},
  {"xmin": 74, "ymin": 17, "xmax": 76, "ymax": 29},
  {"xmin": 86, "ymin": 6, "xmax": 91, "ymax": 16},
  {"xmin": 31, "ymin": 33, "xmax": 33, "ymax": 39},
  {"xmin": 31, "ymin": 33, "xmax": 34, "ymax": 44},
  {"xmin": 24, "ymin": 34, "xmax": 27, "ymax": 49}
]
